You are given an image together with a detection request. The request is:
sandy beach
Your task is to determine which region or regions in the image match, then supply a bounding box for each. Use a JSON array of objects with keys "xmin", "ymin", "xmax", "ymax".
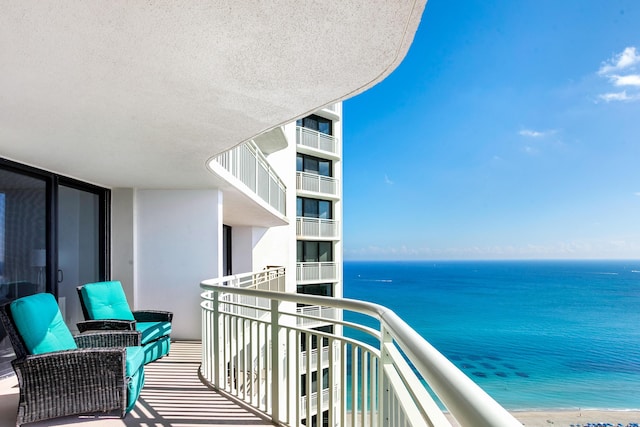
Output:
[
  {"xmin": 444, "ymin": 410, "xmax": 640, "ymax": 427},
  {"xmin": 512, "ymin": 410, "xmax": 640, "ymax": 427}
]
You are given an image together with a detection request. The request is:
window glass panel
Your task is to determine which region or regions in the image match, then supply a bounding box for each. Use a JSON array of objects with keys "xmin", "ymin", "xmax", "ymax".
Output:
[
  {"xmin": 304, "ymin": 157, "xmax": 318, "ymax": 174},
  {"xmin": 318, "ymin": 120, "xmax": 331, "ymax": 135},
  {"xmin": 297, "ymin": 283, "xmax": 333, "ymax": 297},
  {"xmin": 296, "ymin": 155, "xmax": 303, "ymax": 172},
  {"xmin": 303, "ymin": 198, "xmax": 318, "ymax": 218},
  {"xmin": 318, "ymin": 160, "xmax": 331, "ymax": 177},
  {"xmin": 304, "ymin": 242, "xmax": 318, "ymax": 262},
  {"xmin": 297, "ymin": 241, "xmax": 303, "ymax": 263},
  {"xmin": 296, "ymin": 197, "xmax": 302, "ymax": 217},
  {"xmin": 319, "ymin": 201, "xmax": 331, "ymax": 219},
  {"xmin": 0, "ymin": 169, "xmax": 47, "ymax": 377},
  {"xmin": 303, "ymin": 117, "xmax": 318, "ymax": 131},
  {"xmin": 318, "ymin": 242, "xmax": 332, "ymax": 262},
  {"xmin": 299, "ymin": 115, "xmax": 332, "ymax": 135}
]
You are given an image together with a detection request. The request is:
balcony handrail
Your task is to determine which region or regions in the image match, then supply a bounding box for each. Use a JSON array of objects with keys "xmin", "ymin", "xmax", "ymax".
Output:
[
  {"xmin": 200, "ymin": 273, "xmax": 521, "ymax": 427},
  {"xmin": 213, "ymin": 140, "xmax": 286, "ymax": 215},
  {"xmin": 296, "ymin": 171, "xmax": 339, "ymax": 197},
  {"xmin": 296, "ymin": 261, "xmax": 339, "ymax": 283},
  {"xmin": 296, "ymin": 126, "xmax": 338, "ymax": 156},
  {"xmin": 295, "ymin": 217, "xmax": 339, "ymax": 240}
]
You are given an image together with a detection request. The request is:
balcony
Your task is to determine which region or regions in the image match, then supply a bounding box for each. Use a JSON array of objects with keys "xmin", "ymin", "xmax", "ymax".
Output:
[
  {"xmin": 0, "ymin": 341, "xmax": 273, "ymax": 427},
  {"xmin": 296, "ymin": 126, "xmax": 339, "ymax": 158},
  {"xmin": 200, "ymin": 270, "xmax": 521, "ymax": 427},
  {"xmin": 296, "ymin": 262, "xmax": 339, "ymax": 284},
  {"xmin": 209, "ymin": 140, "xmax": 287, "ymax": 225},
  {"xmin": 296, "ymin": 305, "xmax": 337, "ymax": 327},
  {"xmin": 0, "ymin": 268, "xmax": 521, "ymax": 426},
  {"xmin": 296, "ymin": 217, "xmax": 340, "ymax": 240},
  {"xmin": 296, "ymin": 171, "xmax": 339, "ymax": 198}
]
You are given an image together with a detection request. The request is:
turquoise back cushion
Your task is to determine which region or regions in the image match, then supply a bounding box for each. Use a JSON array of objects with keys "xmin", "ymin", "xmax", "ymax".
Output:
[
  {"xmin": 10, "ymin": 293, "xmax": 78, "ymax": 355},
  {"xmin": 80, "ymin": 281, "xmax": 135, "ymax": 321}
]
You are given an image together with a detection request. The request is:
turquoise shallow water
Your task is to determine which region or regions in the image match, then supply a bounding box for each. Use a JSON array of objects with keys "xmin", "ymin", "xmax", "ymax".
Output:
[{"xmin": 343, "ymin": 260, "xmax": 640, "ymax": 410}]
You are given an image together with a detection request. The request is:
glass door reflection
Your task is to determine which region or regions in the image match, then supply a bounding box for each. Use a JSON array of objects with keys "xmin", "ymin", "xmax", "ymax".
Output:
[{"xmin": 0, "ymin": 169, "xmax": 47, "ymax": 377}]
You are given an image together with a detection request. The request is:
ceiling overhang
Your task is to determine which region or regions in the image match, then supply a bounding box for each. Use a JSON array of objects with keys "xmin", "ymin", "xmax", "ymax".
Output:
[{"xmin": 0, "ymin": 1, "xmax": 426, "ymax": 189}]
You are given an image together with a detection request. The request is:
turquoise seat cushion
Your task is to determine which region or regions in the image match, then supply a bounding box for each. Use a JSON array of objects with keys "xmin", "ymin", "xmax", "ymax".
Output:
[
  {"xmin": 142, "ymin": 335, "xmax": 171, "ymax": 364},
  {"xmin": 10, "ymin": 293, "xmax": 77, "ymax": 355},
  {"xmin": 80, "ymin": 281, "xmax": 135, "ymax": 321},
  {"xmin": 137, "ymin": 321, "xmax": 172, "ymax": 345},
  {"xmin": 125, "ymin": 346, "xmax": 145, "ymax": 375},
  {"xmin": 125, "ymin": 347, "xmax": 145, "ymax": 412}
]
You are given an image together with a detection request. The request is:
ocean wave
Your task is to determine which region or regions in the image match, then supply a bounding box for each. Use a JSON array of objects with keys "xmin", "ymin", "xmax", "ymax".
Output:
[
  {"xmin": 632, "ymin": 270, "xmax": 640, "ymax": 274},
  {"xmin": 594, "ymin": 272, "xmax": 619, "ymax": 275}
]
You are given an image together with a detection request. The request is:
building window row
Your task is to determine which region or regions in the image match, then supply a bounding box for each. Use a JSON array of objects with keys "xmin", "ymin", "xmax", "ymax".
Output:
[
  {"xmin": 297, "ymin": 197, "xmax": 332, "ymax": 219},
  {"xmin": 297, "ymin": 283, "xmax": 333, "ymax": 297},
  {"xmin": 297, "ymin": 153, "xmax": 332, "ymax": 177},
  {"xmin": 297, "ymin": 241, "xmax": 332, "ymax": 263},
  {"xmin": 297, "ymin": 114, "xmax": 332, "ymax": 136}
]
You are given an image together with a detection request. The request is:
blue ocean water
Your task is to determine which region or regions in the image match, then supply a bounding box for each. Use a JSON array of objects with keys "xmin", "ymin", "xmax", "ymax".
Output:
[{"xmin": 343, "ymin": 260, "xmax": 640, "ymax": 410}]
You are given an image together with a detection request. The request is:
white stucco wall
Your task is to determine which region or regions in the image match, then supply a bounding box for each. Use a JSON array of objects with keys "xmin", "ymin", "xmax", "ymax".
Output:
[
  {"xmin": 111, "ymin": 188, "xmax": 135, "ymax": 305},
  {"xmin": 134, "ymin": 189, "xmax": 222, "ymax": 340},
  {"xmin": 230, "ymin": 226, "xmax": 254, "ymax": 274}
]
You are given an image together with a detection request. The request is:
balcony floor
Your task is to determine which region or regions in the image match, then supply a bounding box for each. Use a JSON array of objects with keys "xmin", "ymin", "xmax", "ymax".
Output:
[{"xmin": 0, "ymin": 341, "xmax": 274, "ymax": 427}]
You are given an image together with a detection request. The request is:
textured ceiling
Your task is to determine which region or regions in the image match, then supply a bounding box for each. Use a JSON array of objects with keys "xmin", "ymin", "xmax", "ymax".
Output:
[{"xmin": 0, "ymin": 1, "xmax": 425, "ymax": 188}]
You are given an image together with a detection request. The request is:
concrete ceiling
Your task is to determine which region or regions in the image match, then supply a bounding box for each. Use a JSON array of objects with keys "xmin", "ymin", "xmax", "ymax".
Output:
[{"xmin": 0, "ymin": 1, "xmax": 426, "ymax": 189}]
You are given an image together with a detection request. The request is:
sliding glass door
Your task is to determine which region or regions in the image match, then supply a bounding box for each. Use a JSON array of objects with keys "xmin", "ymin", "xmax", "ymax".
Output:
[
  {"xmin": 0, "ymin": 160, "xmax": 109, "ymax": 377},
  {"xmin": 57, "ymin": 184, "xmax": 104, "ymax": 332}
]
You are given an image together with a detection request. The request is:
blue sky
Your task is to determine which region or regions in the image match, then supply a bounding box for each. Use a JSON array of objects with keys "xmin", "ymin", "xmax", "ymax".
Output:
[{"xmin": 343, "ymin": 0, "xmax": 640, "ymax": 260}]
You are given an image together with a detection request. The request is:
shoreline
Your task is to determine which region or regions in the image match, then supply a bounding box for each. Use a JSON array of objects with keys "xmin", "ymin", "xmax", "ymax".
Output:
[{"xmin": 446, "ymin": 410, "xmax": 640, "ymax": 427}]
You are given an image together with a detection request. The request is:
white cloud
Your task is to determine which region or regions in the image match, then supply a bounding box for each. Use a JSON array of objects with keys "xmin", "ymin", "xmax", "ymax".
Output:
[
  {"xmin": 384, "ymin": 174, "xmax": 394, "ymax": 185},
  {"xmin": 610, "ymin": 74, "xmax": 640, "ymax": 86},
  {"xmin": 519, "ymin": 129, "xmax": 544, "ymax": 137},
  {"xmin": 634, "ymin": 192, "xmax": 640, "ymax": 197},
  {"xmin": 598, "ymin": 47, "xmax": 640, "ymax": 75},
  {"xmin": 519, "ymin": 129, "xmax": 556, "ymax": 138},
  {"xmin": 597, "ymin": 47, "xmax": 640, "ymax": 102},
  {"xmin": 598, "ymin": 91, "xmax": 637, "ymax": 102}
]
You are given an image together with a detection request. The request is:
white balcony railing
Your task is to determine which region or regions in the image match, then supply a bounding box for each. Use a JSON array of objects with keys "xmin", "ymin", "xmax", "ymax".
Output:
[
  {"xmin": 214, "ymin": 140, "xmax": 286, "ymax": 215},
  {"xmin": 296, "ymin": 217, "xmax": 339, "ymax": 240},
  {"xmin": 296, "ymin": 262, "xmax": 338, "ymax": 283},
  {"xmin": 296, "ymin": 305, "xmax": 337, "ymax": 327},
  {"xmin": 296, "ymin": 126, "xmax": 338, "ymax": 156},
  {"xmin": 299, "ymin": 344, "xmax": 338, "ymax": 370},
  {"xmin": 201, "ymin": 270, "xmax": 521, "ymax": 427},
  {"xmin": 296, "ymin": 171, "xmax": 339, "ymax": 197}
]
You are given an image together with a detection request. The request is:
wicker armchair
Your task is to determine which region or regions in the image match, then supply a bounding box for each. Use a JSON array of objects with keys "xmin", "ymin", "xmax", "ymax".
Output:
[
  {"xmin": 0, "ymin": 293, "xmax": 145, "ymax": 426},
  {"xmin": 77, "ymin": 281, "xmax": 173, "ymax": 364}
]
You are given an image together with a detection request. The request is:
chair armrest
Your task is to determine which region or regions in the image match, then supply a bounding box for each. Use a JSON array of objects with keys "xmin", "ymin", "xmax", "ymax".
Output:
[
  {"xmin": 77, "ymin": 319, "xmax": 135, "ymax": 332},
  {"xmin": 133, "ymin": 310, "xmax": 173, "ymax": 323},
  {"xmin": 75, "ymin": 330, "xmax": 142, "ymax": 348},
  {"xmin": 12, "ymin": 348, "xmax": 128, "ymax": 419}
]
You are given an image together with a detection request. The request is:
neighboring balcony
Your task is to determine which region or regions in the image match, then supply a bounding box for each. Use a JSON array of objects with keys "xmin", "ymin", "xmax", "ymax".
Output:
[
  {"xmin": 200, "ymin": 269, "xmax": 522, "ymax": 427},
  {"xmin": 296, "ymin": 126, "xmax": 339, "ymax": 158},
  {"xmin": 296, "ymin": 171, "xmax": 339, "ymax": 199},
  {"xmin": 296, "ymin": 217, "xmax": 339, "ymax": 240},
  {"xmin": 296, "ymin": 262, "xmax": 338, "ymax": 284},
  {"xmin": 296, "ymin": 305, "xmax": 337, "ymax": 327},
  {"xmin": 209, "ymin": 140, "xmax": 287, "ymax": 225}
]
